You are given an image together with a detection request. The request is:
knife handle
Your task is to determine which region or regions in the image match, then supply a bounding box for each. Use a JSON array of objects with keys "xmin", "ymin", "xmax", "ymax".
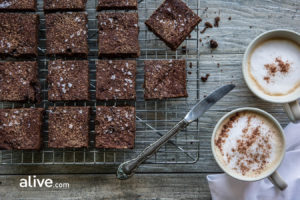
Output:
[{"xmin": 117, "ymin": 119, "xmax": 189, "ymax": 180}]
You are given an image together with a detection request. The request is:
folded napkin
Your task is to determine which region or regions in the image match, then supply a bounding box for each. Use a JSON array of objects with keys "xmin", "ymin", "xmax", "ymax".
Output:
[{"xmin": 207, "ymin": 122, "xmax": 300, "ymax": 200}]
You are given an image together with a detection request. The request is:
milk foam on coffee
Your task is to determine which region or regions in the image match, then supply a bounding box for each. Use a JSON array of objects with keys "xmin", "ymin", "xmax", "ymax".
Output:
[
  {"xmin": 248, "ymin": 39, "xmax": 300, "ymax": 96},
  {"xmin": 214, "ymin": 111, "xmax": 284, "ymax": 179}
]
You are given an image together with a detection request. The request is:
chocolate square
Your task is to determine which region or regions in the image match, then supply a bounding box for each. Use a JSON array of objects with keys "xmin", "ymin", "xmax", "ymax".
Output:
[
  {"xmin": 96, "ymin": 60, "xmax": 136, "ymax": 100},
  {"xmin": 0, "ymin": 61, "xmax": 40, "ymax": 102},
  {"xmin": 44, "ymin": 0, "xmax": 87, "ymax": 11},
  {"xmin": 97, "ymin": 0, "xmax": 137, "ymax": 10},
  {"xmin": 48, "ymin": 60, "xmax": 89, "ymax": 101},
  {"xmin": 97, "ymin": 13, "xmax": 140, "ymax": 58},
  {"xmin": 0, "ymin": 108, "xmax": 44, "ymax": 150},
  {"xmin": 48, "ymin": 106, "xmax": 90, "ymax": 148},
  {"xmin": 95, "ymin": 106, "xmax": 135, "ymax": 149},
  {"xmin": 144, "ymin": 60, "xmax": 188, "ymax": 99},
  {"xmin": 0, "ymin": 13, "xmax": 39, "ymax": 57},
  {"xmin": 45, "ymin": 13, "xmax": 89, "ymax": 58},
  {"xmin": 145, "ymin": 0, "xmax": 201, "ymax": 50}
]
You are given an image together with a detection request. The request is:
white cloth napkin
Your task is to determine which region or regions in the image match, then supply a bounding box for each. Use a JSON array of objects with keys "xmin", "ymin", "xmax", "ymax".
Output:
[{"xmin": 207, "ymin": 122, "xmax": 300, "ymax": 200}]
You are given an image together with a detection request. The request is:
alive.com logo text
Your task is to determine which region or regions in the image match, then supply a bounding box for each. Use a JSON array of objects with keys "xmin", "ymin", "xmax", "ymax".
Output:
[{"xmin": 19, "ymin": 175, "xmax": 70, "ymax": 189}]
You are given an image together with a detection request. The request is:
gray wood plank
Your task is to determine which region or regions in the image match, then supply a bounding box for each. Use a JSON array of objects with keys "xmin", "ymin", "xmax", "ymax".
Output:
[{"xmin": 0, "ymin": 174, "xmax": 211, "ymax": 200}]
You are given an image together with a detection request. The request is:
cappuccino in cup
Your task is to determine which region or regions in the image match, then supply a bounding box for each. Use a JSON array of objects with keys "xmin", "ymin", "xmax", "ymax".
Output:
[
  {"xmin": 213, "ymin": 110, "xmax": 285, "ymax": 180},
  {"xmin": 248, "ymin": 39, "xmax": 300, "ymax": 96}
]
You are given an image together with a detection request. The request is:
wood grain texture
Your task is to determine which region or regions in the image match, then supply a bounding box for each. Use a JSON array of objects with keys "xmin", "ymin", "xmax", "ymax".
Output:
[{"xmin": 0, "ymin": 174, "xmax": 211, "ymax": 200}]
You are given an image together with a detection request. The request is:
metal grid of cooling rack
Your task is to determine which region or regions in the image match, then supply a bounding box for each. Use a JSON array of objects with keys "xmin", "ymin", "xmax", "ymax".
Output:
[{"xmin": 0, "ymin": 0, "xmax": 201, "ymax": 165}]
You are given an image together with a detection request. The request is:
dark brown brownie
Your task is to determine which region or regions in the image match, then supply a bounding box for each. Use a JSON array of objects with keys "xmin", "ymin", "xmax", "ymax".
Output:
[
  {"xmin": 96, "ymin": 60, "xmax": 136, "ymax": 100},
  {"xmin": 144, "ymin": 60, "xmax": 188, "ymax": 99},
  {"xmin": 0, "ymin": 13, "xmax": 39, "ymax": 58},
  {"xmin": 44, "ymin": 0, "xmax": 87, "ymax": 11},
  {"xmin": 48, "ymin": 60, "xmax": 89, "ymax": 101},
  {"xmin": 95, "ymin": 106, "xmax": 135, "ymax": 149},
  {"xmin": 97, "ymin": 13, "xmax": 140, "ymax": 58},
  {"xmin": 0, "ymin": 0, "xmax": 36, "ymax": 11},
  {"xmin": 48, "ymin": 106, "xmax": 90, "ymax": 148},
  {"xmin": 97, "ymin": 0, "xmax": 137, "ymax": 10},
  {"xmin": 45, "ymin": 13, "xmax": 88, "ymax": 58},
  {"xmin": 145, "ymin": 0, "xmax": 201, "ymax": 50},
  {"xmin": 0, "ymin": 61, "xmax": 40, "ymax": 102},
  {"xmin": 0, "ymin": 108, "xmax": 44, "ymax": 150}
]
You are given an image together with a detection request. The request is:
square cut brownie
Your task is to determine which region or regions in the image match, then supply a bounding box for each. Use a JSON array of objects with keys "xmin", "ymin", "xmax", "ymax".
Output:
[
  {"xmin": 96, "ymin": 60, "xmax": 136, "ymax": 100},
  {"xmin": 48, "ymin": 107, "xmax": 90, "ymax": 148},
  {"xmin": 0, "ymin": 108, "xmax": 44, "ymax": 150},
  {"xmin": 144, "ymin": 60, "xmax": 188, "ymax": 99},
  {"xmin": 145, "ymin": 0, "xmax": 201, "ymax": 50},
  {"xmin": 44, "ymin": 0, "xmax": 87, "ymax": 11},
  {"xmin": 0, "ymin": 61, "xmax": 40, "ymax": 102},
  {"xmin": 97, "ymin": 0, "xmax": 137, "ymax": 10},
  {"xmin": 98, "ymin": 13, "xmax": 140, "ymax": 58},
  {"xmin": 45, "ymin": 13, "xmax": 88, "ymax": 58},
  {"xmin": 48, "ymin": 60, "xmax": 89, "ymax": 101},
  {"xmin": 0, "ymin": 0, "xmax": 36, "ymax": 11},
  {"xmin": 95, "ymin": 106, "xmax": 135, "ymax": 149},
  {"xmin": 0, "ymin": 13, "xmax": 39, "ymax": 58}
]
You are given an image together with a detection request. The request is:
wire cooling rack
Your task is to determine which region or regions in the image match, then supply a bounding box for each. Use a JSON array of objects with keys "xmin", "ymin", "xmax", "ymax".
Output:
[{"xmin": 0, "ymin": 0, "xmax": 201, "ymax": 165}]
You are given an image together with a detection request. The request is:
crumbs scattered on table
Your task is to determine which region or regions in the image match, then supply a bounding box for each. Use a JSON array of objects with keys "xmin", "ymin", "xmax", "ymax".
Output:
[
  {"xmin": 189, "ymin": 63, "xmax": 193, "ymax": 68},
  {"xmin": 200, "ymin": 22, "xmax": 213, "ymax": 34},
  {"xmin": 188, "ymin": 71, "xmax": 192, "ymax": 75},
  {"xmin": 201, "ymin": 74, "xmax": 210, "ymax": 82},
  {"xmin": 210, "ymin": 39, "xmax": 218, "ymax": 49},
  {"xmin": 217, "ymin": 63, "xmax": 220, "ymax": 68},
  {"xmin": 228, "ymin": 16, "xmax": 232, "ymax": 20},
  {"xmin": 214, "ymin": 16, "xmax": 220, "ymax": 27}
]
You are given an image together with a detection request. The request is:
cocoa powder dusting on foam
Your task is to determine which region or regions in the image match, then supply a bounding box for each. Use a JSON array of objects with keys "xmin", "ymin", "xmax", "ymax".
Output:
[
  {"xmin": 264, "ymin": 57, "xmax": 290, "ymax": 83},
  {"xmin": 215, "ymin": 113, "xmax": 240, "ymax": 153},
  {"xmin": 217, "ymin": 113, "xmax": 273, "ymax": 176}
]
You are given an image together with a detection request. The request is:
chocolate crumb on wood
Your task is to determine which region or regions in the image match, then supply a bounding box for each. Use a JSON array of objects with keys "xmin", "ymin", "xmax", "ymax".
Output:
[
  {"xmin": 0, "ymin": 0, "xmax": 36, "ymax": 11},
  {"xmin": 48, "ymin": 60, "xmax": 89, "ymax": 101},
  {"xmin": 144, "ymin": 60, "xmax": 188, "ymax": 100},
  {"xmin": 96, "ymin": 60, "xmax": 136, "ymax": 100},
  {"xmin": 97, "ymin": 0, "xmax": 137, "ymax": 10},
  {"xmin": 0, "ymin": 108, "xmax": 44, "ymax": 150},
  {"xmin": 201, "ymin": 73, "xmax": 210, "ymax": 82},
  {"xmin": 44, "ymin": 0, "xmax": 87, "ymax": 11},
  {"xmin": 0, "ymin": 13, "xmax": 39, "ymax": 58},
  {"xmin": 210, "ymin": 39, "xmax": 218, "ymax": 49},
  {"xmin": 45, "ymin": 12, "xmax": 89, "ymax": 58},
  {"xmin": 0, "ymin": 61, "xmax": 40, "ymax": 102},
  {"xmin": 98, "ymin": 12, "xmax": 140, "ymax": 58},
  {"xmin": 95, "ymin": 106, "xmax": 136, "ymax": 149},
  {"xmin": 200, "ymin": 22, "xmax": 213, "ymax": 34},
  {"xmin": 48, "ymin": 106, "xmax": 90, "ymax": 148},
  {"xmin": 145, "ymin": 0, "xmax": 201, "ymax": 50},
  {"xmin": 214, "ymin": 16, "xmax": 220, "ymax": 27}
]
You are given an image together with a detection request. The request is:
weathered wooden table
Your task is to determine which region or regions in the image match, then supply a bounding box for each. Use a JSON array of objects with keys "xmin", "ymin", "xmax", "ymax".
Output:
[{"xmin": 0, "ymin": 0, "xmax": 299, "ymax": 199}]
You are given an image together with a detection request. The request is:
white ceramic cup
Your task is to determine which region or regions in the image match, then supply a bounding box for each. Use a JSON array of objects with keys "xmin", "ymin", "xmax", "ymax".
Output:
[
  {"xmin": 242, "ymin": 29, "xmax": 300, "ymax": 123},
  {"xmin": 211, "ymin": 107, "xmax": 287, "ymax": 190}
]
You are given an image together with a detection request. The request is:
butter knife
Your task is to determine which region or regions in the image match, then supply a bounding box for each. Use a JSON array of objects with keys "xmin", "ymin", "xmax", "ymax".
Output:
[{"xmin": 117, "ymin": 84, "xmax": 235, "ymax": 180}]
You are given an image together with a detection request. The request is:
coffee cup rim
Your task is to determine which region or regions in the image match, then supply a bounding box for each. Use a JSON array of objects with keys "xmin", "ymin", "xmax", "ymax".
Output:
[
  {"xmin": 211, "ymin": 107, "xmax": 286, "ymax": 182},
  {"xmin": 242, "ymin": 29, "xmax": 300, "ymax": 104}
]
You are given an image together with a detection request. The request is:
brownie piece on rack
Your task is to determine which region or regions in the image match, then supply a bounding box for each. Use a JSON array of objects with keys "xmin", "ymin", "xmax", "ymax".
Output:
[
  {"xmin": 48, "ymin": 60, "xmax": 89, "ymax": 101},
  {"xmin": 97, "ymin": 12, "xmax": 140, "ymax": 58},
  {"xmin": 48, "ymin": 106, "xmax": 90, "ymax": 148},
  {"xmin": 45, "ymin": 12, "xmax": 88, "ymax": 58},
  {"xmin": 145, "ymin": 0, "xmax": 201, "ymax": 50},
  {"xmin": 0, "ymin": 108, "xmax": 44, "ymax": 150},
  {"xmin": 44, "ymin": 0, "xmax": 87, "ymax": 11},
  {"xmin": 97, "ymin": 0, "xmax": 138, "ymax": 10},
  {"xmin": 95, "ymin": 106, "xmax": 135, "ymax": 149},
  {"xmin": 0, "ymin": 13, "xmax": 39, "ymax": 58},
  {"xmin": 0, "ymin": 61, "xmax": 40, "ymax": 102},
  {"xmin": 96, "ymin": 60, "xmax": 136, "ymax": 100},
  {"xmin": 0, "ymin": 0, "xmax": 37, "ymax": 11},
  {"xmin": 144, "ymin": 60, "xmax": 188, "ymax": 99}
]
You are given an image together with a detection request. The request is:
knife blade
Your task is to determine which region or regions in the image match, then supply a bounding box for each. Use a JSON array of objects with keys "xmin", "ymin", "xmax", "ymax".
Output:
[
  {"xmin": 117, "ymin": 84, "xmax": 235, "ymax": 180},
  {"xmin": 184, "ymin": 84, "xmax": 236, "ymax": 123}
]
